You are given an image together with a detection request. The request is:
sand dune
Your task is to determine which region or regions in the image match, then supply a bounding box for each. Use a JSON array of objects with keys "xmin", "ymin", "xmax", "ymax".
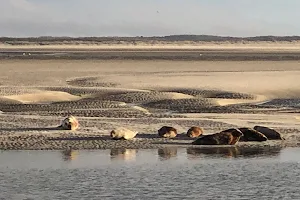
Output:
[
  {"xmin": 3, "ymin": 91, "xmax": 81, "ymax": 104},
  {"xmin": 216, "ymin": 95, "xmax": 269, "ymax": 106}
]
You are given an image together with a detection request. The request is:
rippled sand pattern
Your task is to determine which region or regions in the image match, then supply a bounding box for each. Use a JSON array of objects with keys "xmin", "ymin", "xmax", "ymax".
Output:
[{"xmin": 0, "ymin": 58, "xmax": 300, "ymax": 150}]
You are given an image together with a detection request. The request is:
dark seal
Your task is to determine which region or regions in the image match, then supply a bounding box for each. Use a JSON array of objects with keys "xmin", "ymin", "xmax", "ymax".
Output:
[
  {"xmin": 238, "ymin": 127, "xmax": 268, "ymax": 142},
  {"xmin": 192, "ymin": 129, "xmax": 243, "ymax": 145},
  {"xmin": 253, "ymin": 126, "xmax": 284, "ymax": 140}
]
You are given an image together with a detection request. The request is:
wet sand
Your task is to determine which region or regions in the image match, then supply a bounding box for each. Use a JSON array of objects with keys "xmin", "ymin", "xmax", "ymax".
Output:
[
  {"xmin": 0, "ymin": 46, "xmax": 300, "ymax": 150},
  {"xmin": 2, "ymin": 49, "xmax": 300, "ymax": 61}
]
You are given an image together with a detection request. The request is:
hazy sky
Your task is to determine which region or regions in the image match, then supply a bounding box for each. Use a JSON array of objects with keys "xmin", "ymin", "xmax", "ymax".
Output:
[{"xmin": 1, "ymin": 0, "xmax": 300, "ymax": 37}]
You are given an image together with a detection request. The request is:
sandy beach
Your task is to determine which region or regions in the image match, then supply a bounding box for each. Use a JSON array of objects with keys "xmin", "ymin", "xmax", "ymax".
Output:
[{"xmin": 1, "ymin": 44, "xmax": 300, "ymax": 150}]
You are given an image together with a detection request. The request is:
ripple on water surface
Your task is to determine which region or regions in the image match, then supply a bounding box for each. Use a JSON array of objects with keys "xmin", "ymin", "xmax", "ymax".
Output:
[{"xmin": 1, "ymin": 147, "xmax": 300, "ymax": 200}]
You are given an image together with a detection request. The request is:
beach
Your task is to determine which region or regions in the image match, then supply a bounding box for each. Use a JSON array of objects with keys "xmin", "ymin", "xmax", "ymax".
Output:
[{"xmin": 1, "ymin": 44, "xmax": 300, "ymax": 150}]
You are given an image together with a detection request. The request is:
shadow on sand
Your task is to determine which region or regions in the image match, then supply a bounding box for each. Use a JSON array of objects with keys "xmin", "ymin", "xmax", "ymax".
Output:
[
  {"xmin": 0, "ymin": 127, "xmax": 63, "ymax": 132},
  {"xmin": 49, "ymin": 135, "xmax": 111, "ymax": 141}
]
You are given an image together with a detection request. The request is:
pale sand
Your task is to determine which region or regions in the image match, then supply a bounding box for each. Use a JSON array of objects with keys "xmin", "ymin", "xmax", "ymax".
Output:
[
  {"xmin": 0, "ymin": 56, "xmax": 300, "ymax": 150},
  {"xmin": 214, "ymin": 94, "xmax": 269, "ymax": 106},
  {"xmin": 3, "ymin": 91, "xmax": 81, "ymax": 104},
  {"xmin": 2, "ymin": 41, "xmax": 300, "ymax": 51}
]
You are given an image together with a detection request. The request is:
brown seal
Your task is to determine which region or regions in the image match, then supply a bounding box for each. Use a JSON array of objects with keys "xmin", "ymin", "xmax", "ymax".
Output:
[
  {"xmin": 238, "ymin": 127, "xmax": 268, "ymax": 142},
  {"xmin": 158, "ymin": 126, "xmax": 177, "ymax": 138},
  {"xmin": 253, "ymin": 126, "xmax": 284, "ymax": 140},
  {"xmin": 192, "ymin": 129, "xmax": 243, "ymax": 145},
  {"xmin": 187, "ymin": 126, "xmax": 203, "ymax": 138}
]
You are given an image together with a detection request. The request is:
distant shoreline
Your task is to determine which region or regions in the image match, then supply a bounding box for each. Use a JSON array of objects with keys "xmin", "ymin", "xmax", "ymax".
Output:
[
  {"xmin": 1, "ymin": 45, "xmax": 300, "ymax": 61},
  {"xmin": 2, "ymin": 35, "xmax": 300, "ymax": 60},
  {"xmin": 1, "ymin": 35, "xmax": 300, "ymax": 50}
]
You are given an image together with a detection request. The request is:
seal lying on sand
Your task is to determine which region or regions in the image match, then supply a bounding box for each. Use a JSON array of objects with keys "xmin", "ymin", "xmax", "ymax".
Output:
[
  {"xmin": 192, "ymin": 129, "xmax": 243, "ymax": 145},
  {"xmin": 187, "ymin": 126, "xmax": 203, "ymax": 138},
  {"xmin": 238, "ymin": 127, "xmax": 268, "ymax": 142},
  {"xmin": 253, "ymin": 126, "xmax": 284, "ymax": 140},
  {"xmin": 59, "ymin": 115, "xmax": 79, "ymax": 130},
  {"xmin": 110, "ymin": 127, "xmax": 138, "ymax": 140},
  {"xmin": 158, "ymin": 126, "xmax": 177, "ymax": 138}
]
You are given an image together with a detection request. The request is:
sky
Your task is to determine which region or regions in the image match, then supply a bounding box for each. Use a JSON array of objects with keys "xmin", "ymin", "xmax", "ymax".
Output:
[{"xmin": 1, "ymin": 0, "xmax": 300, "ymax": 37}]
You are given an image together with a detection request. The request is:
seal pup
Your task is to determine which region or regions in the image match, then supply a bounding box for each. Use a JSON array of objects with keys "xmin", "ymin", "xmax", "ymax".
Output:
[
  {"xmin": 192, "ymin": 130, "xmax": 243, "ymax": 145},
  {"xmin": 253, "ymin": 126, "xmax": 284, "ymax": 140},
  {"xmin": 238, "ymin": 127, "xmax": 268, "ymax": 142},
  {"xmin": 59, "ymin": 115, "xmax": 79, "ymax": 130},
  {"xmin": 110, "ymin": 127, "xmax": 138, "ymax": 140},
  {"xmin": 187, "ymin": 126, "xmax": 203, "ymax": 138},
  {"xmin": 158, "ymin": 126, "xmax": 177, "ymax": 138}
]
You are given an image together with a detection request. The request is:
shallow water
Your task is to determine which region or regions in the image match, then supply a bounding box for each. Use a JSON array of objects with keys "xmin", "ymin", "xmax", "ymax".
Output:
[{"xmin": 1, "ymin": 147, "xmax": 300, "ymax": 200}]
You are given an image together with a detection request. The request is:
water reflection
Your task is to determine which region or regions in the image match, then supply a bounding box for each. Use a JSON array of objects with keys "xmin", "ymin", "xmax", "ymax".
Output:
[
  {"xmin": 58, "ymin": 146, "xmax": 283, "ymax": 163},
  {"xmin": 110, "ymin": 149, "xmax": 137, "ymax": 161},
  {"xmin": 187, "ymin": 147, "xmax": 239, "ymax": 159},
  {"xmin": 157, "ymin": 148, "xmax": 178, "ymax": 160},
  {"xmin": 186, "ymin": 146, "xmax": 282, "ymax": 159},
  {"xmin": 61, "ymin": 147, "xmax": 79, "ymax": 161}
]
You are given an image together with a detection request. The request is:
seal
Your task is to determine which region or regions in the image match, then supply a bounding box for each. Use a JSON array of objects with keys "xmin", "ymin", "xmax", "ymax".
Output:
[
  {"xmin": 59, "ymin": 115, "xmax": 79, "ymax": 130},
  {"xmin": 253, "ymin": 126, "xmax": 284, "ymax": 140},
  {"xmin": 192, "ymin": 130, "xmax": 243, "ymax": 145},
  {"xmin": 187, "ymin": 126, "xmax": 203, "ymax": 138},
  {"xmin": 238, "ymin": 127, "xmax": 268, "ymax": 142},
  {"xmin": 110, "ymin": 127, "xmax": 138, "ymax": 140},
  {"xmin": 220, "ymin": 128, "xmax": 244, "ymax": 144},
  {"xmin": 158, "ymin": 126, "xmax": 177, "ymax": 138}
]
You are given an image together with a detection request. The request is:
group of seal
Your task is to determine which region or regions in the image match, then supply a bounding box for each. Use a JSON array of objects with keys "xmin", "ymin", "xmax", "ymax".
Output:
[
  {"xmin": 153, "ymin": 125, "xmax": 283, "ymax": 145},
  {"xmin": 57, "ymin": 116, "xmax": 284, "ymax": 145},
  {"xmin": 192, "ymin": 126, "xmax": 284, "ymax": 145}
]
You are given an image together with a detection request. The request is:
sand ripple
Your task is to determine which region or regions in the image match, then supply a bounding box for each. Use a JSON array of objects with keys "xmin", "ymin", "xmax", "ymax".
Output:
[
  {"xmin": 162, "ymin": 88, "xmax": 255, "ymax": 99},
  {"xmin": 67, "ymin": 77, "xmax": 119, "ymax": 87},
  {"xmin": 99, "ymin": 91, "xmax": 194, "ymax": 103},
  {"xmin": 144, "ymin": 98, "xmax": 219, "ymax": 112}
]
